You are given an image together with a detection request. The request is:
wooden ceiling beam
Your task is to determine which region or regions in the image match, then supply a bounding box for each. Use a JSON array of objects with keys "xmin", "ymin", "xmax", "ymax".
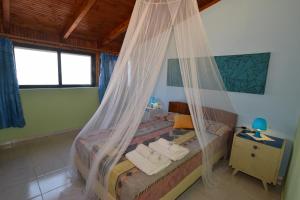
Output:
[
  {"xmin": 2, "ymin": 0, "xmax": 10, "ymax": 32},
  {"xmin": 198, "ymin": 0, "xmax": 220, "ymax": 11},
  {"xmin": 62, "ymin": 0, "xmax": 97, "ymax": 39},
  {"xmin": 101, "ymin": 18, "xmax": 129, "ymax": 46},
  {"xmin": 100, "ymin": 0, "xmax": 221, "ymax": 47}
]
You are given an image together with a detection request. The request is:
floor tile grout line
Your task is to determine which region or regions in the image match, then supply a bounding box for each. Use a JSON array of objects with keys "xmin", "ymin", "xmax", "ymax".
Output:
[
  {"xmin": 36, "ymin": 173, "xmax": 44, "ymax": 200},
  {"xmin": 36, "ymin": 166, "xmax": 72, "ymax": 194},
  {"xmin": 0, "ymin": 176, "xmax": 39, "ymax": 191},
  {"xmin": 36, "ymin": 165, "xmax": 71, "ymax": 179},
  {"xmin": 41, "ymin": 182, "xmax": 73, "ymax": 199},
  {"xmin": 28, "ymin": 194, "xmax": 43, "ymax": 200}
]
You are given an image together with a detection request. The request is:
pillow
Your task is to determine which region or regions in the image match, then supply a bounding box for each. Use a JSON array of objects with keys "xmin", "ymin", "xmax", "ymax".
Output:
[
  {"xmin": 166, "ymin": 112, "xmax": 176, "ymax": 122},
  {"xmin": 205, "ymin": 120, "xmax": 231, "ymax": 136},
  {"xmin": 173, "ymin": 114, "xmax": 194, "ymax": 129}
]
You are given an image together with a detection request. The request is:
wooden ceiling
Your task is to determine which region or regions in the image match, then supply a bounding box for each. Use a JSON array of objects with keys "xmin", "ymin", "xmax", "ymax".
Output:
[{"xmin": 0, "ymin": 0, "xmax": 220, "ymax": 54}]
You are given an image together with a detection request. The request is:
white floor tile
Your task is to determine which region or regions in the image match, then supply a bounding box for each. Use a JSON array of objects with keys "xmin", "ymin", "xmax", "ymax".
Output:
[
  {"xmin": 38, "ymin": 168, "xmax": 72, "ymax": 194},
  {"xmin": 42, "ymin": 184, "xmax": 71, "ymax": 200},
  {"xmin": 0, "ymin": 179, "xmax": 41, "ymax": 200},
  {"xmin": 31, "ymin": 195, "xmax": 43, "ymax": 200},
  {"xmin": 0, "ymin": 164, "xmax": 36, "ymax": 188}
]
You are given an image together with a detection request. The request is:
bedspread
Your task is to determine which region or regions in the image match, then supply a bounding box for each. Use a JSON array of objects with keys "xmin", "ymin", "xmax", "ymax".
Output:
[{"xmin": 75, "ymin": 113, "xmax": 231, "ymax": 200}]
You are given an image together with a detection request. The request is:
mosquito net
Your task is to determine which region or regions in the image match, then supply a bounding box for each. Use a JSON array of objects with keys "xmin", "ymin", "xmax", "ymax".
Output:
[{"xmin": 71, "ymin": 0, "xmax": 234, "ymax": 199}]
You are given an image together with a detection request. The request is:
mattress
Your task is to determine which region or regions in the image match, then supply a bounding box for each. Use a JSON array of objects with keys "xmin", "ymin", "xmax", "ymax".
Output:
[{"xmin": 75, "ymin": 113, "xmax": 231, "ymax": 200}]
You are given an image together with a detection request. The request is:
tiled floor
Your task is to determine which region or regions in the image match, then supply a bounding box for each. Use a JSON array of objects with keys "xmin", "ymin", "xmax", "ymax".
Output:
[
  {"xmin": 0, "ymin": 133, "xmax": 78, "ymax": 200},
  {"xmin": 0, "ymin": 131, "xmax": 282, "ymax": 200},
  {"xmin": 178, "ymin": 162, "xmax": 281, "ymax": 200}
]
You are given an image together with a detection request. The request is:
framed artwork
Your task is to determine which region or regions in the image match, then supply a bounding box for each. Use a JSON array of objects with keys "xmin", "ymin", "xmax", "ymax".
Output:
[{"xmin": 167, "ymin": 53, "xmax": 270, "ymax": 94}]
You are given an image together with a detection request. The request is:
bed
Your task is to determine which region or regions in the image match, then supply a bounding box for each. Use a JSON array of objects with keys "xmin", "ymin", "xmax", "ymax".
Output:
[{"xmin": 74, "ymin": 101, "xmax": 237, "ymax": 200}]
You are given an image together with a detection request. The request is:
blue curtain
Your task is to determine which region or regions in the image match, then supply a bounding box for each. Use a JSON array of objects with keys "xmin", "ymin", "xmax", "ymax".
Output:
[
  {"xmin": 98, "ymin": 53, "xmax": 118, "ymax": 102},
  {"xmin": 0, "ymin": 38, "xmax": 25, "ymax": 129}
]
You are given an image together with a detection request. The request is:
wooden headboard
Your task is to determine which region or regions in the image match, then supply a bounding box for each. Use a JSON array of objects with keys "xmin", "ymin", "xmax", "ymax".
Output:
[{"xmin": 168, "ymin": 101, "xmax": 190, "ymax": 115}]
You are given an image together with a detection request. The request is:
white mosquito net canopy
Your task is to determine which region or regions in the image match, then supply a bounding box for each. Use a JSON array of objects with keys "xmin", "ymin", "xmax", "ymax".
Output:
[{"xmin": 71, "ymin": 0, "xmax": 234, "ymax": 199}]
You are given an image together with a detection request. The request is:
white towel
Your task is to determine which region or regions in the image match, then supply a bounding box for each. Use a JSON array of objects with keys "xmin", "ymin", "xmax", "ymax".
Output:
[
  {"xmin": 136, "ymin": 144, "xmax": 170, "ymax": 166},
  {"xmin": 149, "ymin": 138, "xmax": 189, "ymax": 161},
  {"xmin": 157, "ymin": 138, "xmax": 187, "ymax": 154},
  {"xmin": 125, "ymin": 144, "xmax": 171, "ymax": 175}
]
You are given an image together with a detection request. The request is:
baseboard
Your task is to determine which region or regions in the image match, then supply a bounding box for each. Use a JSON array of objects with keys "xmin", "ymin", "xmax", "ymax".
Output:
[
  {"xmin": 277, "ymin": 176, "xmax": 284, "ymax": 185},
  {"xmin": 0, "ymin": 128, "xmax": 81, "ymax": 150}
]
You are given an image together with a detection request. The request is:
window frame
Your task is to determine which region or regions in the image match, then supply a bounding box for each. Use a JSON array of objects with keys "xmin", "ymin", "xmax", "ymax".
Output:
[{"xmin": 13, "ymin": 43, "xmax": 96, "ymax": 89}]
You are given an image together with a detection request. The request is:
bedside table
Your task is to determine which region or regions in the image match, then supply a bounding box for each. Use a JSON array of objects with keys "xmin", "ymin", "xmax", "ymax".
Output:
[
  {"xmin": 142, "ymin": 107, "xmax": 162, "ymax": 121},
  {"xmin": 229, "ymin": 130, "xmax": 286, "ymax": 191}
]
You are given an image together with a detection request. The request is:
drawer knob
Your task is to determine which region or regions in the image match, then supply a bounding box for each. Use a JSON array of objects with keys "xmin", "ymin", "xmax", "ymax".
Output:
[
  {"xmin": 253, "ymin": 145, "xmax": 258, "ymax": 150},
  {"xmin": 251, "ymin": 153, "xmax": 255, "ymax": 158}
]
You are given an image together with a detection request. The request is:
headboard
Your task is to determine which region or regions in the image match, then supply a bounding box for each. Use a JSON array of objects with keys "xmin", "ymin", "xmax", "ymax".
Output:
[
  {"xmin": 168, "ymin": 101, "xmax": 190, "ymax": 115},
  {"xmin": 168, "ymin": 101, "xmax": 237, "ymax": 130},
  {"xmin": 169, "ymin": 101, "xmax": 238, "ymax": 158}
]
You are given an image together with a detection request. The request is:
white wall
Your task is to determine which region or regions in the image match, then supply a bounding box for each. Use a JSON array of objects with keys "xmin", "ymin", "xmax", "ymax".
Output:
[{"xmin": 153, "ymin": 0, "xmax": 300, "ymax": 140}]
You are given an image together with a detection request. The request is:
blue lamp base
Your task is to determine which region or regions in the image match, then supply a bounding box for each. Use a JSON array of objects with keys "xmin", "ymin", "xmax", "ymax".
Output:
[{"xmin": 254, "ymin": 131, "xmax": 262, "ymax": 138}]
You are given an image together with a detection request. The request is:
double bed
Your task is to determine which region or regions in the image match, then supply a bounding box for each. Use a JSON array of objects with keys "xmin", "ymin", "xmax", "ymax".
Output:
[{"xmin": 74, "ymin": 102, "xmax": 237, "ymax": 200}]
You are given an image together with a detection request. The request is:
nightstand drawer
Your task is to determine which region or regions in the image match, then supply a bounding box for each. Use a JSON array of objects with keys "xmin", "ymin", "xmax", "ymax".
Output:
[
  {"xmin": 230, "ymin": 145, "xmax": 279, "ymax": 182},
  {"xmin": 234, "ymin": 136, "xmax": 281, "ymax": 159}
]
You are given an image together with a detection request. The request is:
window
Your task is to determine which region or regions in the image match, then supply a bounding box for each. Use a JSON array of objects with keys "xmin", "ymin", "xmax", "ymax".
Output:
[
  {"xmin": 61, "ymin": 53, "xmax": 92, "ymax": 85},
  {"xmin": 14, "ymin": 45, "xmax": 95, "ymax": 88},
  {"xmin": 14, "ymin": 47, "xmax": 59, "ymax": 85}
]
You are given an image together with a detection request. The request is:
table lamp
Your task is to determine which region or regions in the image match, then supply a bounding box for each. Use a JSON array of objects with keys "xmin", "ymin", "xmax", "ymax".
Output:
[
  {"xmin": 148, "ymin": 96, "xmax": 160, "ymax": 109},
  {"xmin": 252, "ymin": 117, "xmax": 267, "ymax": 138}
]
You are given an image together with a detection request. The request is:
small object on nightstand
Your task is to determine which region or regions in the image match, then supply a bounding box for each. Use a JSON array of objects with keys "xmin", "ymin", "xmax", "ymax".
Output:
[
  {"xmin": 143, "ymin": 107, "xmax": 162, "ymax": 121},
  {"xmin": 229, "ymin": 129, "xmax": 286, "ymax": 191},
  {"xmin": 148, "ymin": 96, "xmax": 161, "ymax": 109},
  {"xmin": 142, "ymin": 96, "xmax": 163, "ymax": 121}
]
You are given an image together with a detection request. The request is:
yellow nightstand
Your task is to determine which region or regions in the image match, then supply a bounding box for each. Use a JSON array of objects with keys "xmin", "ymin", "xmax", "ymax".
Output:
[{"xmin": 229, "ymin": 129, "xmax": 286, "ymax": 191}]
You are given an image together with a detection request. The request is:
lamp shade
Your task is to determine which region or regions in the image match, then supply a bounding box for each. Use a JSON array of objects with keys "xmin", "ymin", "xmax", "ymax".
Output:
[
  {"xmin": 149, "ymin": 96, "xmax": 157, "ymax": 104},
  {"xmin": 252, "ymin": 118, "xmax": 267, "ymax": 131}
]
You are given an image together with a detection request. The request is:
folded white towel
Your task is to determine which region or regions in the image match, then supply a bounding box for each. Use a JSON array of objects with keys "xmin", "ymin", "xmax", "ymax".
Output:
[
  {"xmin": 136, "ymin": 143, "xmax": 152, "ymax": 158},
  {"xmin": 136, "ymin": 144, "xmax": 170, "ymax": 165},
  {"xmin": 149, "ymin": 139, "xmax": 189, "ymax": 161},
  {"xmin": 125, "ymin": 144, "xmax": 171, "ymax": 175},
  {"xmin": 157, "ymin": 138, "xmax": 187, "ymax": 154},
  {"xmin": 126, "ymin": 150, "xmax": 157, "ymax": 175}
]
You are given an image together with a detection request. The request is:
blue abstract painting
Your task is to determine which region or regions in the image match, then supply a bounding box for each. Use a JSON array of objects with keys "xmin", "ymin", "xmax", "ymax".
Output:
[{"xmin": 167, "ymin": 53, "xmax": 270, "ymax": 94}]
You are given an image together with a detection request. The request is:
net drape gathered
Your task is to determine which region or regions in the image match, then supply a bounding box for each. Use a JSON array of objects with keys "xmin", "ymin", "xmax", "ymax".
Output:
[{"xmin": 71, "ymin": 0, "xmax": 234, "ymax": 199}]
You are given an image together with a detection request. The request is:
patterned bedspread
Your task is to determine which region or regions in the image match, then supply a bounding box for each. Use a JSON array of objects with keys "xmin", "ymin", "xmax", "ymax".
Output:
[
  {"xmin": 75, "ymin": 113, "xmax": 231, "ymax": 200},
  {"xmin": 75, "ymin": 116, "xmax": 175, "ymax": 169}
]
